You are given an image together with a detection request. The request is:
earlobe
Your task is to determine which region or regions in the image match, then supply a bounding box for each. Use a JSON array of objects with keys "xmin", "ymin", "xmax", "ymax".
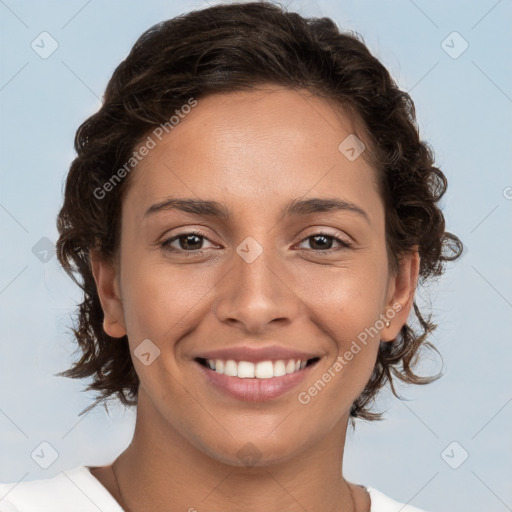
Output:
[
  {"xmin": 90, "ymin": 250, "xmax": 127, "ymax": 338},
  {"xmin": 381, "ymin": 248, "xmax": 420, "ymax": 342}
]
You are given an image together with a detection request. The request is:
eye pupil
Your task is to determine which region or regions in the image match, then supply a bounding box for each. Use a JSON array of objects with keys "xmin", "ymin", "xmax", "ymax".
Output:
[
  {"xmin": 180, "ymin": 234, "xmax": 202, "ymax": 250},
  {"xmin": 310, "ymin": 235, "xmax": 332, "ymax": 250}
]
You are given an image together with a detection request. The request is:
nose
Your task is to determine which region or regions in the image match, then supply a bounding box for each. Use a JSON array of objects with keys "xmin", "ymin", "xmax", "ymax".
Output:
[{"xmin": 212, "ymin": 243, "xmax": 302, "ymax": 334}]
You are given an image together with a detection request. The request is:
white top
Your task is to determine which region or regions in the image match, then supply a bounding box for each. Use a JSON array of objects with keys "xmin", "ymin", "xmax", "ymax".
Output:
[{"xmin": 0, "ymin": 466, "xmax": 427, "ymax": 511}]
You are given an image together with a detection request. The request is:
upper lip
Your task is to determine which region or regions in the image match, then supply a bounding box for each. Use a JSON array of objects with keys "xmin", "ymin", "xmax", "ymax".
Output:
[{"xmin": 194, "ymin": 345, "xmax": 321, "ymax": 363}]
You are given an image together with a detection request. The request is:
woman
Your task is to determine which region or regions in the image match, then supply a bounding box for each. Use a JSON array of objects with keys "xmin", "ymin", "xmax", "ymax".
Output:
[{"xmin": 0, "ymin": 2, "xmax": 462, "ymax": 511}]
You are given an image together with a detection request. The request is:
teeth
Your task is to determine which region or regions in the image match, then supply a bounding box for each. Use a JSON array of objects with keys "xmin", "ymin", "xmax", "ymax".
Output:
[
  {"xmin": 273, "ymin": 360, "xmax": 286, "ymax": 377},
  {"xmin": 255, "ymin": 360, "xmax": 273, "ymax": 379},
  {"xmin": 238, "ymin": 361, "xmax": 254, "ymax": 378},
  {"xmin": 224, "ymin": 360, "xmax": 237, "ymax": 377},
  {"xmin": 285, "ymin": 360, "xmax": 295, "ymax": 374},
  {"xmin": 215, "ymin": 359, "xmax": 224, "ymax": 374},
  {"xmin": 205, "ymin": 358, "xmax": 310, "ymax": 378}
]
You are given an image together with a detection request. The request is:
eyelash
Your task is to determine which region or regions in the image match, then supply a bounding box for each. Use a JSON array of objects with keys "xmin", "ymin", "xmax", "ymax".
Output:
[{"xmin": 159, "ymin": 229, "xmax": 353, "ymax": 256}]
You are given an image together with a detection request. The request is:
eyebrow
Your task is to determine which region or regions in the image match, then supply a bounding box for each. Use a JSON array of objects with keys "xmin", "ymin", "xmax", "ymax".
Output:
[{"xmin": 144, "ymin": 196, "xmax": 370, "ymax": 224}]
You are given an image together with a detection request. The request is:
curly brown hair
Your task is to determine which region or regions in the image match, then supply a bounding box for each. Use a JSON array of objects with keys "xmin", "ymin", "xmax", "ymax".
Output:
[{"xmin": 55, "ymin": 1, "xmax": 462, "ymax": 421}]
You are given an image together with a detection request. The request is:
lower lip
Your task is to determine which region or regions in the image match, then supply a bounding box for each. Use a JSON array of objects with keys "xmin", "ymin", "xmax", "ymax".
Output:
[{"xmin": 195, "ymin": 361, "xmax": 317, "ymax": 402}]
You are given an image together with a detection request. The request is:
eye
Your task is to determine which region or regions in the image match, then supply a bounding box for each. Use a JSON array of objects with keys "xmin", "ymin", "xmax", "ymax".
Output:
[
  {"xmin": 159, "ymin": 230, "xmax": 352, "ymax": 256},
  {"xmin": 160, "ymin": 231, "xmax": 217, "ymax": 254},
  {"xmin": 296, "ymin": 232, "xmax": 352, "ymax": 252}
]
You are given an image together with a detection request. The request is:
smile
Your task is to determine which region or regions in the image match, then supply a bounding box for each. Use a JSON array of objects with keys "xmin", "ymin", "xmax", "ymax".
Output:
[
  {"xmin": 195, "ymin": 357, "xmax": 320, "ymax": 401},
  {"xmin": 196, "ymin": 357, "xmax": 319, "ymax": 379}
]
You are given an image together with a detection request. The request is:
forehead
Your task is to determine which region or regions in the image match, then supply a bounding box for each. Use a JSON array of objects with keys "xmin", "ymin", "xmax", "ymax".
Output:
[{"xmin": 124, "ymin": 86, "xmax": 381, "ymax": 221}]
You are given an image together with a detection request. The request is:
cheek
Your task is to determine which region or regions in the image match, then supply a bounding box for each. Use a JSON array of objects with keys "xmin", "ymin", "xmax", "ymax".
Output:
[
  {"xmin": 117, "ymin": 257, "xmax": 218, "ymax": 406},
  {"xmin": 293, "ymin": 258, "xmax": 388, "ymax": 389},
  {"xmin": 290, "ymin": 275, "xmax": 385, "ymax": 430},
  {"xmin": 298, "ymin": 255, "xmax": 389, "ymax": 338},
  {"xmin": 119, "ymin": 255, "xmax": 218, "ymax": 341}
]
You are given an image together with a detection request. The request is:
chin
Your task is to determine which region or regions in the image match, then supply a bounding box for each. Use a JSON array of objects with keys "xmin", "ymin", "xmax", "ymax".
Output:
[{"xmin": 197, "ymin": 432, "xmax": 309, "ymax": 469}]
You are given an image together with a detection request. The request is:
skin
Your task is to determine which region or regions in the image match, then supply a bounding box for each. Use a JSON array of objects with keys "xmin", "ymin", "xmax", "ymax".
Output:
[{"xmin": 89, "ymin": 85, "xmax": 419, "ymax": 512}]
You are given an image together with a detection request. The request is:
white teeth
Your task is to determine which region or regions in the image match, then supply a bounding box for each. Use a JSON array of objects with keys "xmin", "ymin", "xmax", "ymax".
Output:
[
  {"xmin": 273, "ymin": 360, "xmax": 286, "ymax": 377},
  {"xmin": 237, "ymin": 361, "xmax": 255, "ymax": 378},
  {"xmin": 224, "ymin": 359, "xmax": 238, "ymax": 377},
  {"xmin": 255, "ymin": 361, "xmax": 274, "ymax": 379},
  {"xmin": 215, "ymin": 359, "xmax": 224, "ymax": 374},
  {"xmin": 204, "ymin": 358, "xmax": 310, "ymax": 378}
]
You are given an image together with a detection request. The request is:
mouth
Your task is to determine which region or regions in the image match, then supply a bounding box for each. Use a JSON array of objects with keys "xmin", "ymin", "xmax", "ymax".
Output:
[
  {"xmin": 194, "ymin": 356, "xmax": 321, "ymax": 402},
  {"xmin": 195, "ymin": 357, "xmax": 320, "ymax": 378}
]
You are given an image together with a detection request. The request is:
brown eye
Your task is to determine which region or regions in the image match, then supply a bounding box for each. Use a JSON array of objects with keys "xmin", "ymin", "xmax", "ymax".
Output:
[
  {"xmin": 308, "ymin": 234, "xmax": 334, "ymax": 250},
  {"xmin": 160, "ymin": 231, "xmax": 216, "ymax": 253},
  {"xmin": 297, "ymin": 232, "xmax": 352, "ymax": 252},
  {"xmin": 174, "ymin": 234, "xmax": 204, "ymax": 250}
]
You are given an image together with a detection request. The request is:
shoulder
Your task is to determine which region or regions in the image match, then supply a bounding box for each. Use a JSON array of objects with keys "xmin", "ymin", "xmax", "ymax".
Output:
[
  {"xmin": 0, "ymin": 466, "xmax": 123, "ymax": 512},
  {"xmin": 367, "ymin": 487, "xmax": 428, "ymax": 512}
]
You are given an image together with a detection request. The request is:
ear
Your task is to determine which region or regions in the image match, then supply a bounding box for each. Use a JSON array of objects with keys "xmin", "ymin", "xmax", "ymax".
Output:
[
  {"xmin": 380, "ymin": 248, "xmax": 420, "ymax": 342},
  {"xmin": 90, "ymin": 250, "xmax": 127, "ymax": 338}
]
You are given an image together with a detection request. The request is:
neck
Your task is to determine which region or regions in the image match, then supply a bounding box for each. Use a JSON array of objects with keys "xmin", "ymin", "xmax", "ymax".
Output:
[{"xmin": 113, "ymin": 389, "xmax": 356, "ymax": 512}]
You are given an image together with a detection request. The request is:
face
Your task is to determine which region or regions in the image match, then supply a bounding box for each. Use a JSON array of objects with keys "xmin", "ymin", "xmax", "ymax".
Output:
[{"xmin": 93, "ymin": 85, "xmax": 418, "ymax": 467}]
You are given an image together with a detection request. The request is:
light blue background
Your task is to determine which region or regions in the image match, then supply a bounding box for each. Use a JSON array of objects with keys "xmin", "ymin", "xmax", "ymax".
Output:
[{"xmin": 1, "ymin": 1, "xmax": 511, "ymax": 511}]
